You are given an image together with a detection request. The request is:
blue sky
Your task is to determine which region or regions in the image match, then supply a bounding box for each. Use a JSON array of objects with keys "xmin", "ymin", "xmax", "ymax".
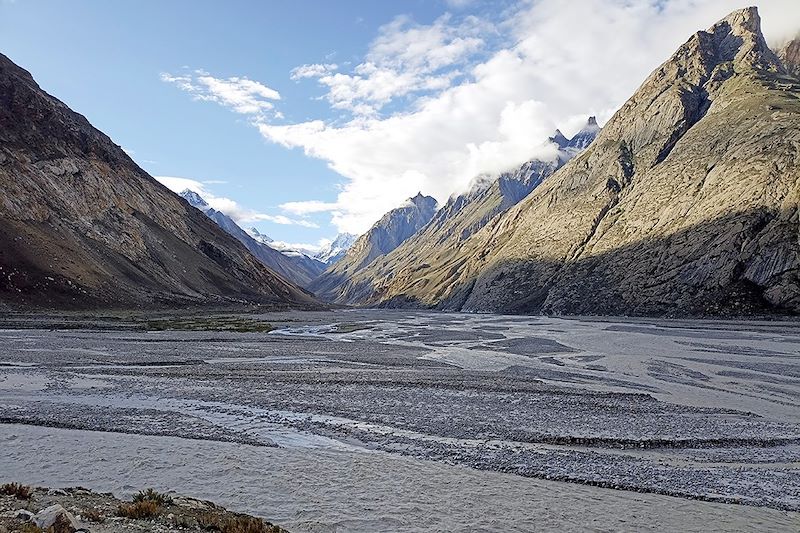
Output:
[{"xmin": 2, "ymin": 0, "xmax": 798, "ymax": 251}]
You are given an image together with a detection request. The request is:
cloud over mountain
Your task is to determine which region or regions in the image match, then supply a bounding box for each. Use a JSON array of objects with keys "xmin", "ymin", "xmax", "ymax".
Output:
[{"xmin": 163, "ymin": 0, "xmax": 800, "ymax": 235}]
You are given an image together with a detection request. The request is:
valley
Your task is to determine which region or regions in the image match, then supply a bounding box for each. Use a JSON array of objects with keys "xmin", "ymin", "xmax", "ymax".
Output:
[{"xmin": 1, "ymin": 310, "xmax": 799, "ymax": 531}]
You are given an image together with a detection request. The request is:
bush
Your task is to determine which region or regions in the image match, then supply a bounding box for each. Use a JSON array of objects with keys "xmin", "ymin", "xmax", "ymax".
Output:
[
  {"xmin": 116, "ymin": 500, "xmax": 161, "ymax": 519},
  {"xmin": 133, "ymin": 488, "xmax": 173, "ymax": 506},
  {"xmin": 0, "ymin": 482, "xmax": 33, "ymax": 499},
  {"xmin": 197, "ymin": 512, "xmax": 283, "ymax": 533},
  {"xmin": 82, "ymin": 509, "xmax": 105, "ymax": 523}
]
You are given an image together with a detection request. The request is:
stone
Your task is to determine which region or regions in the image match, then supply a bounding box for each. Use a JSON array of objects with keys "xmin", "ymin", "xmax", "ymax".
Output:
[{"xmin": 33, "ymin": 504, "xmax": 78, "ymax": 533}]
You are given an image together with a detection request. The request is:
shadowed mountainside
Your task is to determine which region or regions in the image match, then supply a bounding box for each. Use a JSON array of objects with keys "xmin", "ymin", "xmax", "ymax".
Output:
[
  {"xmin": 0, "ymin": 53, "xmax": 317, "ymax": 309},
  {"xmin": 180, "ymin": 189, "xmax": 325, "ymax": 288}
]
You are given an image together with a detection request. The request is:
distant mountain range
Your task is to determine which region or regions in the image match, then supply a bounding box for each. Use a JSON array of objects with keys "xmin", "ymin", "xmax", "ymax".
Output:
[
  {"xmin": 0, "ymin": 52, "xmax": 316, "ymax": 309},
  {"xmin": 310, "ymin": 193, "xmax": 438, "ymax": 300},
  {"xmin": 180, "ymin": 189, "xmax": 326, "ymax": 289},
  {"xmin": 243, "ymin": 226, "xmax": 357, "ymax": 265},
  {"xmin": 1, "ymin": 7, "xmax": 797, "ymax": 317},
  {"xmin": 311, "ymin": 119, "xmax": 600, "ymax": 303}
]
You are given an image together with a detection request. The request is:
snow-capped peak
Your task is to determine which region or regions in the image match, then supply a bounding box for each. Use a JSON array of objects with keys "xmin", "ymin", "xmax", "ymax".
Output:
[
  {"xmin": 245, "ymin": 227, "xmax": 274, "ymax": 245},
  {"xmin": 179, "ymin": 189, "xmax": 210, "ymax": 210},
  {"xmin": 315, "ymin": 233, "xmax": 358, "ymax": 264}
]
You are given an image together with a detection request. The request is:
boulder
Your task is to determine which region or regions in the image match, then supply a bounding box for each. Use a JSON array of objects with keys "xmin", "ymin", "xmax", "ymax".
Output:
[{"xmin": 34, "ymin": 504, "xmax": 78, "ymax": 533}]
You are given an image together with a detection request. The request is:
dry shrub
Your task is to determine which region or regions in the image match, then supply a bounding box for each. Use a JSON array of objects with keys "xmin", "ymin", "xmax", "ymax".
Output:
[
  {"xmin": 198, "ymin": 512, "xmax": 282, "ymax": 533},
  {"xmin": 133, "ymin": 488, "xmax": 173, "ymax": 506},
  {"xmin": 116, "ymin": 500, "xmax": 161, "ymax": 519},
  {"xmin": 0, "ymin": 482, "xmax": 33, "ymax": 499},
  {"xmin": 82, "ymin": 509, "xmax": 105, "ymax": 523}
]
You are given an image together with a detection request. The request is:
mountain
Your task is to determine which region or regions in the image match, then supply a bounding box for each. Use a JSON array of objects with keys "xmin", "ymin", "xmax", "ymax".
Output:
[
  {"xmin": 313, "ymin": 119, "xmax": 600, "ymax": 304},
  {"xmin": 179, "ymin": 190, "xmax": 325, "ymax": 288},
  {"xmin": 778, "ymin": 34, "xmax": 800, "ymax": 78},
  {"xmin": 315, "ymin": 233, "xmax": 358, "ymax": 264},
  {"xmin": 245, "ymin": 227, "xmax": 273, "ymax": 246},
  {"xmin": 310, "ymin": 193, "xmax": 437, "ymax": 300},
  {"xmin": 347, "ymin": 7, "xmax": 800, "ymax": 316},
  {"xmin": 0, "ymin": 53, "xmax": 317, "ymax": 309}
]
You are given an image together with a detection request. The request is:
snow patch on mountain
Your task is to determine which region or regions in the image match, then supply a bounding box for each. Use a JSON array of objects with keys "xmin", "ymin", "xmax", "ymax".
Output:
[{"xmin": 315, "ymin": 233, "xmax": 358, "ymax": 264}]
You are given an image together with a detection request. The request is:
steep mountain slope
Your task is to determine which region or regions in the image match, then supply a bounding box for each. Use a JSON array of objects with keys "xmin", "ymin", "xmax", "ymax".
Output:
[
  {"xmin": 315, "ymin": 233, "xmax": 358, "ymax": 265},
  {"xmin": 0, "ymin": 53, "xmax": 316, "ymax": 309},
  {"xmin": 366, "ymin": 7, "xmax": 800, "ymax": 316},
  {"xmin": 310, "ymin": 193, "xmax": 437, "ymax": 300},
  {"xmin": 779, "ymin": 35, "xmax": 800, "ymax": 78},
  {"xmin": 321, "ymin": 120, "xmax": 599, "ymax": 304},
  {"xmin": 180, "ymin": 190, "xmax": 325, "ymax": 288}
]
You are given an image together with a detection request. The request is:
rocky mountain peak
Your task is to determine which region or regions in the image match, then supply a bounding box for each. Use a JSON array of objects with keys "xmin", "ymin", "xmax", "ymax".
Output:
[
  {"xmin": 246, "ymin": 227, "xmax": 273, "ymax": 245},
  {"xmin": 694, "ymin": 6, "xmax": 782, "ymax": 78},
  {"xmin": 778, "ymin": 34, "xmax": 800, "ymax": 78},
  {"xmin": 549, "ymin": 129, "xmax": 569, "ymax": 149},
  {"xmin": 179, "ymin": 189, "xmax": 210, "ymax": 210},
  {"xmin": 315, "ymin": 233, "xmax": 358, "ymax": 265},
  {"xmin": 408, "ymin": 192, "xmax": 437, "ymax": 211},
  {"xmin": 567, "ymin": 117, "xmax": 601, "ymax": 151}
]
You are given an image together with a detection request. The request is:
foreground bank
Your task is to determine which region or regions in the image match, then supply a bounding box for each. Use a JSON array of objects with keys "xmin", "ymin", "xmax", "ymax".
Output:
[{"xmin": 0, "ymin": 484, "xmax": 286, "ymax": 533}]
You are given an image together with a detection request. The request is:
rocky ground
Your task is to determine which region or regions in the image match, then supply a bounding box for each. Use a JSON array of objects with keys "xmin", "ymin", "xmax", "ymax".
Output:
[
  {"xmin": 0, "ymin": 485, "xmax": 285, "ymax": 533},
  {"xmin": 1, "ymin": 310, "xmax": 799, "ymax": 531}
]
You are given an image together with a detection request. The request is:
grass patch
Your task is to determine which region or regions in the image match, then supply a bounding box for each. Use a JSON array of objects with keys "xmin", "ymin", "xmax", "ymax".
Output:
[
  {"xmin": 0, "ymin": 482, "xmax": 33, "ymax": 499},
  {"xmin": 332, "ymin": 323, "xmax": 372, "ymax": 333},
  {"xmin": 197, "ymin": 512, "xmax": 283, "ymax": 533},
  {"xmin": 116, "ymin": 500, "xmax": 161, "ymax": 519},
  {"xmin": 144, "ymin": 316, "xmax": 274, "ymax": 333},
  {"xmin": 133, "ymin": 488, "xmax": 173, "ymax": 506}
]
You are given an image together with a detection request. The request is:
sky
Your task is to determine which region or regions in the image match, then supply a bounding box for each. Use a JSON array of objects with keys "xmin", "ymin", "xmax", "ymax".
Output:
[{"xmin": 2, "ymin": 0, "xmax": 799, "ymax": 252}]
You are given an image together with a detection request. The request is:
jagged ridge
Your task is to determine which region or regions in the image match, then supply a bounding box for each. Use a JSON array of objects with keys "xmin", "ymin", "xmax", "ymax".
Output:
[{"xmin": 359, "ymin": 7, "xmax": 800, "ymax": 316}]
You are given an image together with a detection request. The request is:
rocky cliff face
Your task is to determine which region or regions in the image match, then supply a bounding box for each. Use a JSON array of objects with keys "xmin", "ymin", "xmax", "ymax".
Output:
[
  {"xmin": 779, "ymin": 35, "xmax": 800, "ymax": 78},
  {"xmin": 0, "ymin": 53, "xmax": 317, "ymax": 309},
  {"xmin": 317, "ymin": 119, "xmax": 600, "ymax": 305},
  {"xmin": 361, "ymin": 7, "xmax": 800, "ymax": 316},
  {"xmin": 179, "ymin": 190, "xmax": 325, "ymax": 289},
  {"xmin": 309, "ymin": 193, "xmax": 437, "ymax": 301}
]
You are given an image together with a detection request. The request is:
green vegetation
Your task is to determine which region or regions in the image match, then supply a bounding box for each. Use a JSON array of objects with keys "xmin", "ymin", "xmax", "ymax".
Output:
[
  {"xmin": 144, "ymin": 316, "xmax": 274, "ymax": 333},
  {"xmin": 133, "ymin": 488, "xmax": 173, "ymax": 506},
  {"xmin": 332, "ymin": 322, "xmax": 373, "ymax": 333}
]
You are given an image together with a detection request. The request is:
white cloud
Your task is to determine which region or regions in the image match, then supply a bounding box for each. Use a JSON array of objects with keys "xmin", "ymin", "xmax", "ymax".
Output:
[
  {"xmin": 279, "ymin": 200, "xmax": 341, "ymax": 215},
  {"xmin": 154, "ymin": 176, "xmax": 318, "ymax": 228},
  {"xmin": 267, "ymin": 238, "xmax": 329, "ymax": 255},
  {"xmin": 165, "ymin": 0, "xmax": 800, "ymax": 235},
  {"xmin": 161, "ymin": 70, "xmax": 281, "ymax": 116},
  {"xmin": 293, "ymin": 14, "xmax": 488, "ymax": 116},
  {"xmin": 290, "ymin": 63, "xmax": 338, "ymax": 80}
]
